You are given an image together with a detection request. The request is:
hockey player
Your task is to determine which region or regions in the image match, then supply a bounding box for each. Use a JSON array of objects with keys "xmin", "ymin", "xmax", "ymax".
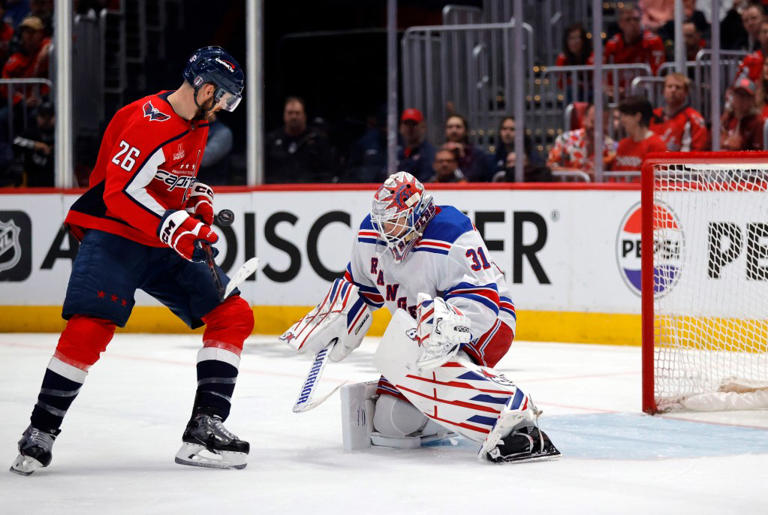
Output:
[
  {"xmin": 281, "ymin": 172, "xmax": 559, "ymax": 463},
  {"xmin": 10, "ymin": 47, "xmax": 253, "ymax": 475}
]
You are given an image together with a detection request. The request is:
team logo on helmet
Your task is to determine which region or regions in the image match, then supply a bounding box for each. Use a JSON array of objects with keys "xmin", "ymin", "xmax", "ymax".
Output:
[
  {"xmin": 214, "ymin": 57, "xmax": 236, "ymax": 72},
  {"xmin": 377, "ymin": 173, "xmax": 422, "ymax": 211},
  {"xmin": 371, "ymin": 172, "xmax": 436, "ymax": 262}
]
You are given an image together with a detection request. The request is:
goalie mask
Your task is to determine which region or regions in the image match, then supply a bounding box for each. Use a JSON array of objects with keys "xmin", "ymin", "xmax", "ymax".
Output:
[{"xmin": 371, "ymin": 172, "xmax": 436, "ymax": 262}]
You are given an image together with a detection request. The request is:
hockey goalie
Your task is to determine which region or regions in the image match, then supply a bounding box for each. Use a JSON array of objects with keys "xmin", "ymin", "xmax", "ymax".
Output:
[{"xmin": 280, "ymin": 172, "xmax": 559, "ymax": 463}]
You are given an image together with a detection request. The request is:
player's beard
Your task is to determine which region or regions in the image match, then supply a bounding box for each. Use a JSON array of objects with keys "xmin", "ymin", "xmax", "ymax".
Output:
[{"xmin": 194, "ymin": 97, "xmax": 218, "ymax": 122}]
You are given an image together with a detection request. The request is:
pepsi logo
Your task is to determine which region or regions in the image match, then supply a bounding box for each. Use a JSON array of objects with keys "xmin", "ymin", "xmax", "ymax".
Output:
[{"xmin": 616, "ymin": 202, "xmax": 684, "ymax": 297}]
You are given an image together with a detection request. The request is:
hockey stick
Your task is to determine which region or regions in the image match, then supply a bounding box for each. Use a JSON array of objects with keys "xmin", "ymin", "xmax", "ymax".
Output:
[
  {"xmin": 202, "ymin": 209, "xmax": 259, "ymax": 301},
  {"xmin": 204, "ymin": 245, "xmax": 225, "ymax": 300},
  {"xmin": 202, "ymin": 209, "xmax": 234, "ymax": 301},
  {"xmin": 293, "ymin": 338, "xmax": 348, "ymax": 413},
  {"xmin": 224, "ymin": 256, "xmax": 260, "ymax": 298}
]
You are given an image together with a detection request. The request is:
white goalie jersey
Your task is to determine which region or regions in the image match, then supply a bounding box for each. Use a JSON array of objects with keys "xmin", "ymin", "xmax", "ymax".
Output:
[{"xmin": 344, "ymin": 205, "xmax": 516, "ymax": 340}]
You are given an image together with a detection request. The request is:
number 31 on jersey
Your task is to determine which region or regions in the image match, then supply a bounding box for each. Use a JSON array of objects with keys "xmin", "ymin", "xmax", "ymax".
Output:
[{"xmin": 466, "ymin": 247, "xmax": 491, "ymax": 271}]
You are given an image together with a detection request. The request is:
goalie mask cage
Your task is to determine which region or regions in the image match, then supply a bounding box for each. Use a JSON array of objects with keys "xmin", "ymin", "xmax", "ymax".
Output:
[{"xmin": 642, "ymin": 152, "xmax": 768, "ymax": 414}]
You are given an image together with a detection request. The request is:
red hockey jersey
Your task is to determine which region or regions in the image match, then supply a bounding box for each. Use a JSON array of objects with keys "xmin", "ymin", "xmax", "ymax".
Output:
[
  {"xmin": 66, "ymin": 91, "xmax": 209, "ymax": 246},
  {"xmin": 604, "ymin": 31, "xmax": 665, "ymax": 75},
  {"xmin": 604, "ymin": 31, "xmax": 665, "ymax": 94},
  {"xmin": 650, "ymin": 106, "xmax": 709, "ymax": 151},
  {"xmin": 612, "ymin": 133, "xmax": 667, "ymax": 178}
]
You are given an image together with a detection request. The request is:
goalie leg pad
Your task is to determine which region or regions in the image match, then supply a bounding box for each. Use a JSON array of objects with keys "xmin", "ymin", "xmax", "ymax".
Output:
[
  {"xmin": 374, "ymin": 308, "xmax": 558, "ymax": 463},
  {"xmin": 373, "ymin": 394, "xmax": 429, "ymax": 437},
  {"xmin": 340, "ymin": 381, "xmax": 457, "ymax": 450},
  {"xmin": 374, "ymin": 310, "xmax": 517, "ymax": 443},
  {"xmin": 340, "ymin": 381, "xmax": 377, "ymax": 451}
]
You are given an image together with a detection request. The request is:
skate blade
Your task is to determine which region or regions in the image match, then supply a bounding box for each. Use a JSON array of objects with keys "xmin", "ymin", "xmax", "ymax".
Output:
[
  {"xmin": 494, "ymin": 447, "xmax": 562, "ymax": 464},
  {"xmin": 481, "ymin": 444, "xmax": 562, "ymax": 464},
  {"xmin": 174, "ymin": 442, "xmax": 247, "ymax": 470},
  {"xmin": 10, "ymin": 454, "xmax": 44, "ymax": 476}
]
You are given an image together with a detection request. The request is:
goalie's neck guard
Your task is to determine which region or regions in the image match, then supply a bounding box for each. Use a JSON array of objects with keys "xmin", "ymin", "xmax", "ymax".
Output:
[{"xmin": 371, "ymin": 172, "xmax": 436, "ymax": 263}]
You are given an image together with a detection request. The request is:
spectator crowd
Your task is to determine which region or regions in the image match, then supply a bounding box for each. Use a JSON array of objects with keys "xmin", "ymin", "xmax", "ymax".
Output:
[
  {"xmin": 0, "ymin": 0, "xmax": 55, "ymax": 187},
  {"xmin": 4, "ymin": 1, "xmax": 768, "ymax": 187},
  {"xmin": 263, "ymin": 1, "xmax": 768, "ymax": 185}
]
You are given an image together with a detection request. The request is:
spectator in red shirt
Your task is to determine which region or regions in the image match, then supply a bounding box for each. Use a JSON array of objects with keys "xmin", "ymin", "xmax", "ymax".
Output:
[
  {"xmin": 734, "ymin": 16, "xmax": 768, "ymax": 84},
  {"xmin": 0, "ymin": 16, "xmax": 51, "ymax": 107},
  {"xmin": 721, "ymin": 77, "xmax": 764, "ymax": 150},
  {"xmin": 604, "ymin": 5, "xmax": 666, "ymax": 96},
  {"xmin": 604, "ymin": 5, "xmax": 666, "ymax": 74},
  {"xmin": 650, "ymin": 73, "xmax": 708, "ymax": 151},
  {"xmin": 614, "ymin": 96, "xmax": 667, "ymax": 177}
]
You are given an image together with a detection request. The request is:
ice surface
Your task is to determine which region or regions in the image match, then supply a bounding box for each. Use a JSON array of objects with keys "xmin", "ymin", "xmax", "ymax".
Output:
[{"xmin": 1, "ymin": 333, "xmax": 767, "ymax": 514}]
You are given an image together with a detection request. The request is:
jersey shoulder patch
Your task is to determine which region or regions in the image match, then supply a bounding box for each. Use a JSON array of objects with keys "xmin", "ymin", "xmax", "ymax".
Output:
[
  {"xmin": 415, "ymin": 206, "xmax": 473, "ymax": 255},
  {"xmin": 142, "ymin": 99, "xmax": 171, "ymax": 122},
  {"xmin": 357, "ymin": 214, "xmax": 381, "ymax": 245}
]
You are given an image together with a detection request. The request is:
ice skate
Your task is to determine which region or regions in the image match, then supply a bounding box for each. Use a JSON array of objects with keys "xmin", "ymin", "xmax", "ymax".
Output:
[
  {"xmin": 479, "ymin": 394, "xmax": 560, "ymax": 464},
  {"xmin": 10, "ymin": 425, "xmax": 60, "ymax": 476},
  {"xmin": 174, "ymin": 412, "xmax": 249, "ymax": 469},
  {"xmin": 483, "ymin": 425, "xmax": 560, "ymax": 463}
]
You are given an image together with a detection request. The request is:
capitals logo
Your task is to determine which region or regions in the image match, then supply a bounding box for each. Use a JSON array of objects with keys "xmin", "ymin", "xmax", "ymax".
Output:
[
  {"xmin": 143, "ymin": 101, "xmax": 170, "ymax": 122},
  {"xmin": 616, "ymin": 202, "xmax": 684, "ymax": 298}
]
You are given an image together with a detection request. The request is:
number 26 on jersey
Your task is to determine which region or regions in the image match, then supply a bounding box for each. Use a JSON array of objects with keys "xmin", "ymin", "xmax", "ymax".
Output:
[{"xmin": 112, "ymin": 140, "xmax": 141, "ymax": 172}]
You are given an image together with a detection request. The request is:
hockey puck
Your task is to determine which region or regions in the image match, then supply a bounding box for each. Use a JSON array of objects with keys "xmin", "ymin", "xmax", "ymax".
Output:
[{"xmin": 216, "ymin": 209, "xmax": 235, "ymax": 226}]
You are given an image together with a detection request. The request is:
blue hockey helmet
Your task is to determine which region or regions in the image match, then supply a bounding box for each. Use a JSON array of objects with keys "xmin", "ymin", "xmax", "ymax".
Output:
[{"xmin": 183, "ymin": 46, "xmax": 244, "ymax": 112}]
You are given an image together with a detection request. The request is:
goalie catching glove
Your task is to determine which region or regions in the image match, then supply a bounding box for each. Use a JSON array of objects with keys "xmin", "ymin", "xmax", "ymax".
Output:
[
  {"xmin": 280, "ymin": 278, "xmax": 373, "ymax": 362},
  {"xmin": 415, "ymin": 293, "xmax": 471, "ymax": 369},
  {"xmin": 158, "ymin": 209, "xmax": 218, "ymax": 262}
]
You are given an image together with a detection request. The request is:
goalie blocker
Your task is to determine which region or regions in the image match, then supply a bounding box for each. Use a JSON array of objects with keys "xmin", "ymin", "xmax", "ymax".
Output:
[{"xmin": 280, "ymin": 277, "xmax": 373, "ymax": 361}]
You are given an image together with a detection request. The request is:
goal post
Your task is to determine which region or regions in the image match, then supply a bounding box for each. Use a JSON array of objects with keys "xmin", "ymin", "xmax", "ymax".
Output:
[{"xmin": 642, "ymin": 152, "xmax": 768, "ymax": 414}]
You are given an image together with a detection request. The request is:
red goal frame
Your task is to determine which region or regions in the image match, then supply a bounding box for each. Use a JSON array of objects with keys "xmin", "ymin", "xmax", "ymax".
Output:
[{"xmin": 641, "ymin": 151, "xmax": 768, "ymax": 414}]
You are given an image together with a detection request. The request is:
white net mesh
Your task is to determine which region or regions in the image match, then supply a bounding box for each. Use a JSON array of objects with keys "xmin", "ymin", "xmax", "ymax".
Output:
[{"xmin": 652, "ymin": 162, "xmax": 768, "ymax": 411}]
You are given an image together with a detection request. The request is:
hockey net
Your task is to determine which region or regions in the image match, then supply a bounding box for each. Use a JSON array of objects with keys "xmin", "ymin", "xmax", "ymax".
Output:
[{"xmin": 641, "ymin": 152, "xmax": 768, "ymax": 414}]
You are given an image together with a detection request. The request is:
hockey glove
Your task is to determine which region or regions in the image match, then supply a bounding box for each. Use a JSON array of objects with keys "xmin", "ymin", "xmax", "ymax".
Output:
[
  {"xmin": 158, "ymin": 210, "xmax": 218, "ymax": 262},
  {"xmin": 415, "ymin": 293, "xmax": 471, "ymax": 369},
  {"xmin": 185, "ymin": 182, "xmax": 215, "ymax": 225}
]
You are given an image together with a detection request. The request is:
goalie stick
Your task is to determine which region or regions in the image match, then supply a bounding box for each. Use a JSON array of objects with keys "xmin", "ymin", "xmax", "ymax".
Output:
[{"xmin": 292, "ymin": 339, "xmax": 348, "ymax": 413}]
